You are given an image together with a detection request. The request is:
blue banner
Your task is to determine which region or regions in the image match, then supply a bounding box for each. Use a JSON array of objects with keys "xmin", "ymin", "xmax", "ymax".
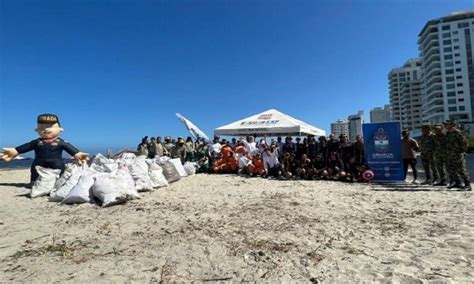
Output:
[{"xmin": 363, "ymin": 122, "xmax": 404, "ymax": 182}]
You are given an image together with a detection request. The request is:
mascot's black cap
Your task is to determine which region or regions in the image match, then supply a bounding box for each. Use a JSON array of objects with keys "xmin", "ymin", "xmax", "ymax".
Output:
[{"xmin": 37, "ymin": 114, "xmax": 60, "ymax": 126}]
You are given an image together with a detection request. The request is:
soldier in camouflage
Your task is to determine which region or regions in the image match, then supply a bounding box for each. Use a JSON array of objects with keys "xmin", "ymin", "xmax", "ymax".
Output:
[
  {"xmin": 418, "ymin": 124, "xmax": 437, "ymax": 184},
  {"xmin": 445, "ymin": 120, "xmax": 471, "ymax": 190},
  {"xmin": 432, "ymin": 124, "xmax": 448, "ymax": 186}
]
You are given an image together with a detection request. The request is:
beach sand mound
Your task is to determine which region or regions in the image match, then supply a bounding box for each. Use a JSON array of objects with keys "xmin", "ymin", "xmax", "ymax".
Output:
[{"xmin": 0, "ymin": 169, "xmax": 473, "ymax": 282}]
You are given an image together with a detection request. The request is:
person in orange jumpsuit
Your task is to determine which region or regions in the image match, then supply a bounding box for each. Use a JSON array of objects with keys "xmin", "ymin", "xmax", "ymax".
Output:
[{"xmin": 249, "ymin": 153, "xmax": 266, "ymax": 177}]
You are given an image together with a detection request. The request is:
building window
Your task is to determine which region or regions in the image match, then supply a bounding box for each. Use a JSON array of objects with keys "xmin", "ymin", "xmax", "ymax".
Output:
[
  {"xmin": 448, "ymin": 107, "xmax": 457, "ymax": 111},
  {"xmin": 447, "ymin": 91, "xmax": 456, "ymax": 96},
  {"xmin": 458, "ymin": 22, "xmax": 469, "ymax": 28},
  {"xmin": 455, "ymin": 60, "xmax": 461, "ymax": 64},
  {"xmin": 442, "ymin": 32, "xmax": 451, "ymax": 38},
  {"xmin": 456, "ymin": 68, "xmax": 462, "ymax": 72},
  {"xmin": 454, "ymin": 53, "xmax": 460, "ymax": 57},
  {"xmin": 446, "ymin": 62, "xmax": 453, "ymax": 67},
  {"xmin": 453, "ymin": 31, "xmax": 459, "ymax": 35},
  {"xmin": 444, "ymin": 47, "xmax": 452, "ymax": 52},
  {"xmin": 458, "ymin": 90, "xmax": 464, "ymax": 94},
  {"xmin": 448, "ymin": 99, "xmax": 456, "ymax": 104},
  {"xmin": 457, "ymin": 83, "xmax": 463, "ymax": 87},
  {"xmin": 456, "ymin": 75, "xmax": 463, "ymax": 79},
  {"xmin": 443, "ymin": 40, "xmax": 452, "ymax": 45},
  {"xmin": 442, "ymin": 25, "xmax": 450, "ymax": 30},
  {"xmin": 446, "ymin": 69, "xmax": 454, "ymax": 74},
  {"xmin": 454, "ymin": 46, "xmax": 460, "ymax": 49},
  {"xmin": 445, "ymin": 54, "xmax": 453, "ymax": 60},
  {"xmin": 460, "ymin": 106, "xmax": 466, "ymax": 111},
  {"xmin": 453, "ymin": 38, "xmax": 459, "ymax": 42},
  {"xmin": 446, "ymin": 77, "xmax": 455, "ymax": 82},
  {"xmin": 459, "ymin": 98, "xmax": 465, "ymax": 102},
  {"xmin": 447, "ymin": 84, "xmax": 455, "ymax": 89}
]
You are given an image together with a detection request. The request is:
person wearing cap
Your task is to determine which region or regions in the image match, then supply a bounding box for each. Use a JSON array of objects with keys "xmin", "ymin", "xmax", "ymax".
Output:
[
  {"xmin": 282, "ymin": 136, "xmax": 295, "ymax": 156},
  {"xmin": 418, "ymin": 124, "xmax": 437, "ymax": 184},
  {"xmin": 162, "ymin": 136, "xmax": 174, "ymax": 157},
  {"xmin": 432, "ymin": 124, "xmax": 448, "ymax": 186},
  {"xmin": 444, "ymin": 120, "xmax": 471, "ymax": 190},
  {"xmin": 401, "ymin": 130, "xmax": 419, "ymax": 183},
  {"xmin": 1, "ymin": 114, "xmax": 89, "ymax": 184},
  {"xmin": 172, "ymin": 137, "xmax": 187, "ymax": 164}
]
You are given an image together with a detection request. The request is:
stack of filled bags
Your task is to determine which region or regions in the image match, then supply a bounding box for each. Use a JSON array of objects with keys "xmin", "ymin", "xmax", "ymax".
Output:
[{"xmin": 29, "ymin": 153, "xmax": 197, "ymax": 207}]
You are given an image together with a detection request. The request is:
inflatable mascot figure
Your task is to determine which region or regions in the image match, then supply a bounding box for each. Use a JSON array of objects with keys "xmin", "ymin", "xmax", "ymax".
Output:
[{"xmin": 1, "ymin": 114, "xmax": 89, "ymax": 184}]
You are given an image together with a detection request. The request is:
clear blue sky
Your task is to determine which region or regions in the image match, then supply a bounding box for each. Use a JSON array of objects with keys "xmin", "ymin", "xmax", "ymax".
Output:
[{"xmin": 1, "ymin": 0, "xmax": 472, "ymax": 152}]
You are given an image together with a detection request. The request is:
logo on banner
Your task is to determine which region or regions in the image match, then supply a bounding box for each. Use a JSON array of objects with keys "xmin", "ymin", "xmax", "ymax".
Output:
[
  {"xmin": 257, "ymin": 113, "xmax": 273, "ymax": 120},
  {"xmin": 374, "ymin": 128, "xmax": 389, "ymax": 152}
]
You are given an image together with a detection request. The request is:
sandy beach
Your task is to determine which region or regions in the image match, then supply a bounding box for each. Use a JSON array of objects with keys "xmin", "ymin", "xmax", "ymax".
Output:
[{"xmin": 0, "ymin": 169, "xmax": 473, "ymax": 282}]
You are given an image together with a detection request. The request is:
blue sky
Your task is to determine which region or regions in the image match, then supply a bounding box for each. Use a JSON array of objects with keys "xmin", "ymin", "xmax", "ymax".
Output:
[{"xmin": 1, "ymin": 0, "xmax": 472, "ymax": 153}]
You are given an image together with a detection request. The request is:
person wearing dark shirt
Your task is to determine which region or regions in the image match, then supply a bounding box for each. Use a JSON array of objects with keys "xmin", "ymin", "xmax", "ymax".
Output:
[
  {"xmin": 282, "ymin": 136, "xmax": 296, "ymax": 155},
  {"xmin": 307, "ymin": 137, "xmax": 319, "ymax": 161},
  {"xmin": 311, "ymin": 153, "xmax": 328, "ymax": 179},
  {"xmin": 295, "ymin": 153, "xmax": 311, "ymax": 179},
  {"xmin": 353, "ymin": 135, "xmax": 366, "ymax": 165},
  {"xmin": 1, "ymin": 114, "xmax": 88, "ymax": 183},
  {"xmin": 280, "ymin": 152, "xmax": 293, "ymax": 179},
  {"xmin": 327, "ymin": 134, "xmax": 340, "ymax": 156},
  {"xmin": 327, "ymin": 152, "xmax": 346, "ymax": 180},
  {"xmin": 338, "ymin": 134, "xmax": 354, "ymax": 168},
  {"xmin": 318, "ymin": 136, "xmax": 328, "ymax": 160}
]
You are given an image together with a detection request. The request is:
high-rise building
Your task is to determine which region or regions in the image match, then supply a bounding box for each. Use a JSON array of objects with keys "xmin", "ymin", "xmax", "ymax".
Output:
[
  {"xmin": 370, "ymin": 104, "xmax": 392, "ymax": 123},
  {"xmin": 330, "ymin": 119, "xmax": 349, "ymax": 138},
  {"xmin": 348, "ymin": 111, "xmax": 364, "ymax": 142},
  {"xmin": 388, "ymin": 58, "xmax": 423, "ymax": 131},
  {"xmin": 418, "ymin": 10, "xmax": 474, "ymax": 124}
]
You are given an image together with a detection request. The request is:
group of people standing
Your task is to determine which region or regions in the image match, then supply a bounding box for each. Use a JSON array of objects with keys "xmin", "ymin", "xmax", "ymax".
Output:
[
  {"xmin": 402, "ymin": 119, "xmax": 471, "ymax": 190},
  {"xmin": 207, "ymin": 134, "xmax": 370, "ymax": 182},
  {"xmin": 135, "ymin": 119, "xmax": 472, "ymax": 190}
]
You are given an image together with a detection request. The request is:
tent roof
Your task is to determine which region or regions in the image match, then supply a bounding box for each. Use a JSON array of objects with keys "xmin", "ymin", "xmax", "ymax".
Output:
[{"xmin": 214, "ymin": 109, "xmax": 326, "ymax": 137}]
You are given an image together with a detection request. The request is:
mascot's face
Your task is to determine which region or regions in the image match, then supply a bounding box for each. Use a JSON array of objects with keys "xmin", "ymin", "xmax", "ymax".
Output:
[{"xmin": 36, "ymin": 122, "xmax": 63, "ymax": 139}]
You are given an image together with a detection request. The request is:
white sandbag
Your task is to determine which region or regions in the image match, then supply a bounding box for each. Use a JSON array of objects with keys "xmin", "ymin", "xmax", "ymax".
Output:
[
  {"xmin": 147, "ymin": 160, "xmax": 169, "ymax": 188},
  {"xmin": 161, "ymin": 162, "xmax": 181, "ymax": 183},
  {"xmin": 156, "ymin": 156, "xmax": 170, "ymax": 165},
  {"xmin": 92, "ymin": 168, "xmax": 140, "ymax": 207},
  {"xmin": 169, "ymin": 158, "xmax": 188, "ymax": 177},
  {"xmin": 118, "ymin": 152, "xmax": 137, "ymax": 165},
  {"xmin": 54, "ymin": 163, "xmax": 75, "ymax": 189},
  {"xmin": 30, "ymin": 166, "xmax": 61, "ymax": 198},
  {"xmin": 49, "ymin": 164, "xmax": 83, "ymax": 202},
  {"xmin": 91, "ymin": 153, "xmax": 118, "ymax": 173},
  {"xmin": 183, "ymin": 162, "xmax": 196, "ymax": 175},
  {"xmin": 62, "ymin": 169, "xmax": 97, "ymax": 204},
  {"xmin": 128, "ymin": 156, "xmax": 154, "ymax": 192}
]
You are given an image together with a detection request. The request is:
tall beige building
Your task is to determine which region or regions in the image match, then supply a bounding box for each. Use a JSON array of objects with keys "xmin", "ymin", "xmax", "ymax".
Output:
[
  {"xmin": 418, "ymin": 10, "xmax": 474, "ymax": 124},
  {"xmin": 389, "ymin": 58, "xmax": 423, "ymax": 131}
]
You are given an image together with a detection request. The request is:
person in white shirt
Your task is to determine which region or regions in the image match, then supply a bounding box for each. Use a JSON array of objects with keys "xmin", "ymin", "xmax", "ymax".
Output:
[
  {"xmin": 262, "ymin": 145, "xmax": 282, "ymax": 178},
  {"xmin": 240, "ymin": 136, "xmax": 257, "ymax": 156},
  {"xmin": 208, "ymin": 136, "xmax": 222, "ymax": 172}
]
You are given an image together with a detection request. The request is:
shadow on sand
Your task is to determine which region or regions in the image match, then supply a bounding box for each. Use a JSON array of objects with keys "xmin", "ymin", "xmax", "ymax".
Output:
[
  {"xmin": 0, "ymin": 182, "xmax": 31, "ymax": 189},
  {"xmin": 370, "ymin": 183, "xmax": 468, "ymax": 192}
]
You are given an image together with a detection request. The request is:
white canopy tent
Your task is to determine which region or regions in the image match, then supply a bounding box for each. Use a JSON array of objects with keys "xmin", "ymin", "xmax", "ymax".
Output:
[{"xmin": 214, "ymin": 109, "xmax": 326, "ymax": 137}]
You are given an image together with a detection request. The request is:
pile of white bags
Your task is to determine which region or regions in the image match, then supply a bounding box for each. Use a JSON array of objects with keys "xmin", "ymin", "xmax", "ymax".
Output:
[
  {"xmin": 30, "ymin": 166, "xmax": 62, "ymax": 198},
  {"xmin": 33, "ymin": 152, "xmax": 195, "ymax": 207}
]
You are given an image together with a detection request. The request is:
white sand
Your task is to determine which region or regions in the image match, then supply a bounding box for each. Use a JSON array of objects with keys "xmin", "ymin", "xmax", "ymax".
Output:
[{"xmin": 0, "ymin": 169, "xmax": 473, "ymax": 282}]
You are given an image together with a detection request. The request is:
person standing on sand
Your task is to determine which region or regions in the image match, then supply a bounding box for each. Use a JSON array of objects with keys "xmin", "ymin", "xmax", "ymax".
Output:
[
  {"xmin": 147, "ymin": 137, "xmax": 157, "ymax": 159},
  {"xmin": 155, "ymin": 137, "xmax": 165, "ymax": 157},
  {"xmin": 445, "ymin": 120, "xmax": 471, "ymax": 190},
  {"xmin": 432, "ymin": 125, "xmax": 448, "ymax": 186},
  {"xmin": 418, "ymin": 125, "xmax": 437, "ymax": 184},
  {"xmin": 401, "ymin": 130, "xmax": 419, "ymax": 183}
]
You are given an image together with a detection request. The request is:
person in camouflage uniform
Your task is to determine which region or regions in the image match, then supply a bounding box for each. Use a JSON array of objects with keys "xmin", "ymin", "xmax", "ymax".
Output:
[
  {"xmin": 445, "ymin": 120, "xmax": 471, "ymax": 190},
  {"xmin": 418, "ymin": 124, "xmax": 437, "ymax": 184},
  {"xmin": 162, "ymin": 136, "xmax": 175, "ymax": 157},
  {"xmin": 432, "ymin": 124, "xmax": 448, "ymax": 186}
]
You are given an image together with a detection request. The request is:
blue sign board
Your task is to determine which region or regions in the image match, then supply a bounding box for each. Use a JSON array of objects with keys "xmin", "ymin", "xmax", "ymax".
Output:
[{"xmin": 363, "ymin": 122, "xmax": 404, "ymax": 182}]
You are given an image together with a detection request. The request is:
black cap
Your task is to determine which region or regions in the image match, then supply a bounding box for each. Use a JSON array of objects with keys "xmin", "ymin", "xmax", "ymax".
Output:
[
  {"xmin": 445, "ymin": 119, "xmax": 455, "ymax": 125},
  {"xmin": 37, "ymin": 114, "xmax": 60, "ymax": 126}
]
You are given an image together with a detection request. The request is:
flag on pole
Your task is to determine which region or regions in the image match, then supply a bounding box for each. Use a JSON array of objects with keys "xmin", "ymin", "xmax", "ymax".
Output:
[{"xmin": 176, "ymin": 113, "xmax": 210, "ymax": 142}]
